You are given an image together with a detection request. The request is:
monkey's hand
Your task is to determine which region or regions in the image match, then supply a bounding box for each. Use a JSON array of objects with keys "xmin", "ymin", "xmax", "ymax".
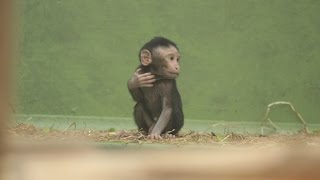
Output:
[
  {"xmin": 128, "ymin": 68, "xmax": 156, "ymax": 90},
  {"xmin": 148, "ymin": 132, "xmax": 162, "ymax": 140},
  {"xmin": 148, "ymin": 123, "xmax": 162, "ymax": 140}
]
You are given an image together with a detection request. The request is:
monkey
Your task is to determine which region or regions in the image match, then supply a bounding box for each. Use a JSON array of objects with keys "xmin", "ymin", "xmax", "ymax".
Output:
[{"xmin": 127, "ymin": 37, "xmax": 184, "ymax": 139}]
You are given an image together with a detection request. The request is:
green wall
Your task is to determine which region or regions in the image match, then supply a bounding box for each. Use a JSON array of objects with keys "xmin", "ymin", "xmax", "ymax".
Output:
[{"xmin": 19, "ymin": 0, "xmax": 320, "ymax": 124}]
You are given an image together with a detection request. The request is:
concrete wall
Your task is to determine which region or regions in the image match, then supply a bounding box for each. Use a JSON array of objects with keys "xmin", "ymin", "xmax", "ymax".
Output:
[{"xmin": 18, "ymin": 0, "xmax": 320, "ymax": 124}]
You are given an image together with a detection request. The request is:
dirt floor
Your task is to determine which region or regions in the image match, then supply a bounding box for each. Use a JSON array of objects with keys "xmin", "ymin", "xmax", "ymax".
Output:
[{"xmin": 8, "ymin": 123, "xmax": 320, "ymax": 148}]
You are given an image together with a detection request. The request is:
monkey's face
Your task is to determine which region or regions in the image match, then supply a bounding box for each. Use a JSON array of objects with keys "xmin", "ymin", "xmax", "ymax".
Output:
[{"xmin": 152, "ymin": 46, "xmax": 181, "ymax": 79}]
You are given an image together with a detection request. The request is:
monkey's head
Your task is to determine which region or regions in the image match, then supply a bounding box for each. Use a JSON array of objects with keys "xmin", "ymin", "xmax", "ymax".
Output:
[{"xmin": 139, "ymin": 37, "xmax": 181, "ymax": 79}]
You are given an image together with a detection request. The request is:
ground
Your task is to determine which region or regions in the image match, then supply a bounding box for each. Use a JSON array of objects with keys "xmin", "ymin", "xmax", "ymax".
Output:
[{"xmin": 8, "ymin": 122, "xmax": 320, "ymax": 149}]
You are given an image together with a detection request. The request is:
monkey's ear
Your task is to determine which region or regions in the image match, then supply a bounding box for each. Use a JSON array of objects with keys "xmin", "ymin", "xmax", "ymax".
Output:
[{"xmin": 140, "ymin": 49, "xmax": 152, "ymax": 66}]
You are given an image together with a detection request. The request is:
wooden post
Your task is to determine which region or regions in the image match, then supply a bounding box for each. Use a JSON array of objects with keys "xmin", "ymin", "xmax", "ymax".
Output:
[{"xmin": 0, "ymin": 0, "xmax": 13, "ymax": 172}]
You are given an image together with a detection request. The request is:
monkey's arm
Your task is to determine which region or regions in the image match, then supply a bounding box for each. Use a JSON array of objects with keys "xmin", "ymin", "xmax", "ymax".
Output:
[
  {"xmin": 127, "ymin": 68, "xmax": 155, "ymax": 102},
  {"xmin": 149, "ymin": 97, "xmax": 172, "ymax": 139},
  {"xmin": 127, "ymin": 80, "xmax": 144, "ymax": 102}
]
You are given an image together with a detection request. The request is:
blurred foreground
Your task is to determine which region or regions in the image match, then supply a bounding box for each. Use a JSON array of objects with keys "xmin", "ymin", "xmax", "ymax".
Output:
[
  {"xmin": 3, "ymin": 138, "xmax": 320, "ymax": 180},
  {"xmin": 3, "ymin": 124, "xmax": 320, "ymax": 180}
]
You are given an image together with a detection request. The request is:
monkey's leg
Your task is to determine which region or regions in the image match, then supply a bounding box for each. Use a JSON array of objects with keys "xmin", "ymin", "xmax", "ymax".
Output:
[
  {"xmin": 134, "ymin": 102, "xmax": 154, "ymax": 133},
  {"xmin": 164, "ymin": 110, "xmax": 184, "ymax": 135}
]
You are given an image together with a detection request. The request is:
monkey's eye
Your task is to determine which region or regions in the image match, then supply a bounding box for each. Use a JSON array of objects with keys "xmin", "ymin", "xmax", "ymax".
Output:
[
  {"xmin": 177, "ymin": 57, "xmax": 180, "ymax": 62},
  {"xmin": 170, "ymin": 56, "xmax": 174, "ymax": 61}
]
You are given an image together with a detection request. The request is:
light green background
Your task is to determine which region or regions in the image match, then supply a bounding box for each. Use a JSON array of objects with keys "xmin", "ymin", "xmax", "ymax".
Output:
[{"xmin": 18, "ymin": 0, "xmax": 320, "ymax": 129}]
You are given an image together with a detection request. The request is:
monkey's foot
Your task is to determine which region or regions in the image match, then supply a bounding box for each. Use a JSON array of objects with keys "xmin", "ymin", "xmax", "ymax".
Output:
[{"xmin": 163, "ymin": 134, "xmax": 176, "ymax": 139}]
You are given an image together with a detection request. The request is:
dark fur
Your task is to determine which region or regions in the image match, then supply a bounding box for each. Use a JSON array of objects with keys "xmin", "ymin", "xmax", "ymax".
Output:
[{"xmin": 129, "ymin": 37, "xmax": 184, "ymax": 135}]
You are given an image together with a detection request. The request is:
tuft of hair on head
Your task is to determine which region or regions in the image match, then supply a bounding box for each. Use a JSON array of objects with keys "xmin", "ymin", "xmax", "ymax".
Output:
[{"xmin": 139, "ymin": 36, "xmax": 179, "ymax": 55}]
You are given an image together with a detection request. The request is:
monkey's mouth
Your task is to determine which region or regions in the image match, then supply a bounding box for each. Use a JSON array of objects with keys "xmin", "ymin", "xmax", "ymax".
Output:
[
  {"xmin": 169, "ymin": 71, "xmax": 180, "ymax": 75},
  {"xmin": 154, "ymin": 71, "xmax": 179, "ymax": 79},
  {"xmin": 166, "ymin": 72, "xmax": 179, "ymax": 78}
]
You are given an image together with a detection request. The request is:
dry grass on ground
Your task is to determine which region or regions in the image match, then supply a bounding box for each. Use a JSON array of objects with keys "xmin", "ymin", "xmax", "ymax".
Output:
[{"xmin": 8, "ymin": 123, "xmax": 320, "ymax": 148}]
